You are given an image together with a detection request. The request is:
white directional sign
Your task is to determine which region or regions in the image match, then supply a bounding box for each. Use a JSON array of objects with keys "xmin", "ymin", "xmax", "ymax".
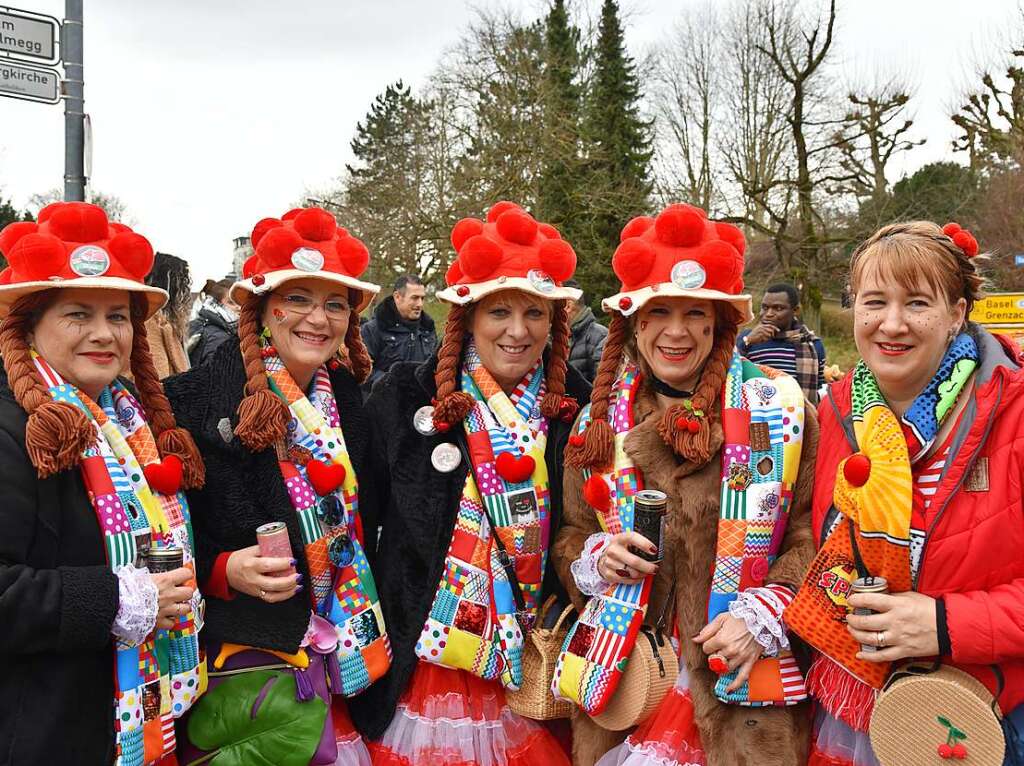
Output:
[
  {"xmin": 0, "ymin": 58, "xmax": 59, "ymax": 103},
  {"xmin": 0, "ymin": 7, "xmax": 59, "ymax": 64}
]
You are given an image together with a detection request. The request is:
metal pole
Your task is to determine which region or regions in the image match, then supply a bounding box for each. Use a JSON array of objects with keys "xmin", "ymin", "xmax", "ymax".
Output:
[{"xmin": 63, "ymin": 0, "xmax": 84, "ymax": 201}]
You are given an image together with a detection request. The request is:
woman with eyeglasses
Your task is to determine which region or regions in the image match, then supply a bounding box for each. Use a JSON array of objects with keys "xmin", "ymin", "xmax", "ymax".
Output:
[{"xmin": 166, "ymin": 208, "xmax": 388, "ymax": 765}]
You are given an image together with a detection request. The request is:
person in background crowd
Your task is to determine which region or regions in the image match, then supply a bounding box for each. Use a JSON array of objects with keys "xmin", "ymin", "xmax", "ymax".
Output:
[
  {"xmin": 0, "ymin": 203, "xmax": 205, "ymax": 765},
  {"xmin": 786, "ymin": 222, "xmax": 1024, "ymax": 766},
  {"xmin": 555, "ymin": 204, "xmax": 816, "ymax": 766},
  {"xmin": 356, "ymin": 201, "xmax": 590, "ymax": 766},
  {"xmin": 361, "ymin": 274, "xmax": 437, "ymax": 392},
  {"xmin": 167, "ymin": 207, "xmax": 387, "ymax": 765},
  {"xmin": 736, "ymin": 282, "xmax": 826, "ymax": 403},
  {"xmin": 143, "ymin": 252, "xmax": 191, "ymax": 378},
  {"xmin": 564, "ymin": 278, "xmax": 608, "ymax": 383},
  {"xmin": 187, "ymin": 276, "xmax": 238, "ymax": 368}
]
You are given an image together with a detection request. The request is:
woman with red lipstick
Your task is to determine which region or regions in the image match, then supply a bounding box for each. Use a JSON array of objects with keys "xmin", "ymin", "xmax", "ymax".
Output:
[
  {"xmin": 166, "ymin": 207, "xmax": 388, "ymax": 765},
  {"xmin": 354, "ymin": 202, "xmax": 590, "ymax": 766},
  {"xmin": 553, "ymin": 203, "xmax": 818, "ymax": 766},
  {"xmin": 784, "ymin": 222, "xmax": 1024, "ymax": 765},
  {"xmin": 0, "ymin": 202, "xmax": 205, "ymax": 765}
]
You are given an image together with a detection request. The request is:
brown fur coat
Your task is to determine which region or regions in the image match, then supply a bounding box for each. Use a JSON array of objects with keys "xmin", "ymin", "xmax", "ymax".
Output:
[{"xmin": 552, "ymin": 381, "xmax": 818, "ymax": 766}]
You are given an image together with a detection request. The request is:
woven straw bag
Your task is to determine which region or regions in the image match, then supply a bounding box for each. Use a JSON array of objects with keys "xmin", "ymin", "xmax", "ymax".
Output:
[
  {"xmin": 507, "ymin": 596, "xmax": 576, "ymax": 720},
  {"xmin": 588, "ymin": 625, "xmax": 679, "ymax": 731},
  {"xmin": 870, "ymin": 663, "xmax": 1005, "ymax": 765}
]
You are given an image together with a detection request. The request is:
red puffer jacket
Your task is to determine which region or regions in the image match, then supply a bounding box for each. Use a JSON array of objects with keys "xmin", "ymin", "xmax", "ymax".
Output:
[{"xmin": 813, "ymin": 327, "xmax": 1024, "ymax": 713}]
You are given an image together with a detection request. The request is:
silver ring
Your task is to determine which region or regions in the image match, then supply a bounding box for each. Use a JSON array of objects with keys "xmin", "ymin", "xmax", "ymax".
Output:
[
  {"xmin": 876, "ymin": 630, "xmax": 886, "ymax": 649},
  {"xmin": 259, "ymin": 589, "xmax": 268, "ymax": 601}
]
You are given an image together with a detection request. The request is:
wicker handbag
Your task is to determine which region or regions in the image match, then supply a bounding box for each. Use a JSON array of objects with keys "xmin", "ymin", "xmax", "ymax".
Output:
[
  {"xmin": 870, "ymin": 663, "xmax": 1006, "ymax": 765},
  {"xmin": 507, "ymin": 596, "xmax": 576, "ymax": 720}
]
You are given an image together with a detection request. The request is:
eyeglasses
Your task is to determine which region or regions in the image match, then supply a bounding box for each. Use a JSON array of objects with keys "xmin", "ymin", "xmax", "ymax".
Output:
[{"xmin": 274, "ymin": 292, "xmax": 350, "ymax": 319}]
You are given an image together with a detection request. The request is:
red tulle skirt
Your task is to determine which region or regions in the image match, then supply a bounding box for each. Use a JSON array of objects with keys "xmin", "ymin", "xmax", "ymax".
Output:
[
  {"xmin": 595, "ymin": 674, "xmax": 706, "ymax": 766},
  {"xmin": 368, "ymin": 661, "xmax": 570, "ymax": 766}
]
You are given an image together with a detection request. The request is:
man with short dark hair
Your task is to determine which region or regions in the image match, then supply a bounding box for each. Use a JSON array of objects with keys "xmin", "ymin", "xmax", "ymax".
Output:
[
  {"xmin": 563, "ymin": 278, "xmax": 607, "ymax": 383},
  {"xmin": 361, "ymin": 274, "xmax": 437, "ymax": 391},
  {"xmin": 736, "ymin": 282, "xmax": 827, "ymax": 403}
]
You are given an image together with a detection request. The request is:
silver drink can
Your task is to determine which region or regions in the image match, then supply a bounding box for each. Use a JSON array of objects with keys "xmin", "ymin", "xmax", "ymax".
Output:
[
  {"xmin": 146, "ymin": 546, "xmax": 184, "ymax": 573},
  {"xmin": 851, "ymin": 575, "xmax": 888, "ymax": 653},
  {"xmin": 631, "ymin": 490, "xmax": 668, "ymax": 563}
]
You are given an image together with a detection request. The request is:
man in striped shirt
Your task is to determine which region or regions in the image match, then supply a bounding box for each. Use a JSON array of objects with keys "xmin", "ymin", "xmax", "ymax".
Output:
[{"xmin": 736, "ymin": 283, "xmax": 827, "ymax": 403}]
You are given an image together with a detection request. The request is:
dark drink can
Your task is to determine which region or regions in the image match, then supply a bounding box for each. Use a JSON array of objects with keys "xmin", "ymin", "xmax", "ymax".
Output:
[
  {"xmin": 631, "ymin": 490, "xmax": 667, "ymax": 563},
  {"xmin": 256, "ymin": 522, "xmax": 296, "ymax": 577},
  {"xmin": 146, "ymin": 546, "xmax": 184, "ymax": 573},
  {"xmin": 851, "ymin": 575, "xmax": 888, "ymax": 653}
]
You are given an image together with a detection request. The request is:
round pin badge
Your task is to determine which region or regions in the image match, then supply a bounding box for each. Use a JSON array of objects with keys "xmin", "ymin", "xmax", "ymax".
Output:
[
  {"xmin": 431, "ymin": 442, "xmax": 462, "ymax": 473},
  {"xmin": 670, "ymin": 260, "xmax": 706, "ymax": 290},
  {"xmin": 527, "ymin": 269, "xmax": 555, "ymax": 294},
  {"xmin": 69, "ymin": 245, "xmax": 110, "ymax": 277},
  {"xmin": 291, "ymin": 247, "xmax": 325, "ymax": 272},
  {"xmin": 413, "ymin": 405, "xmax": 437, "ymax": 436}
]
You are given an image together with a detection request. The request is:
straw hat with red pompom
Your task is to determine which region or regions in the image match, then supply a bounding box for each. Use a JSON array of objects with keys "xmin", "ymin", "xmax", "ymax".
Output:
[
  {"xmin": 0, "ymin": 201, "xmax": 167, "ymax": 319},
  {"xmin": 437, "ymin": 200, "xmax": 582, "ymax": 306},
  {"xmin": 602, "ymin": 203, "xmax": 752, "ymax": 322},
  {"xmin": 231, "ymin": 206, "xmax": 380, "ymax": 311}
]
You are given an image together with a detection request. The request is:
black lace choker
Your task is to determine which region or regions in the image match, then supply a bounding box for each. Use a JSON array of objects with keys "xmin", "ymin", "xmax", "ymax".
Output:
[{"xmin": 649, "ymin": 374, "xmax": 693, "ymax": 399}]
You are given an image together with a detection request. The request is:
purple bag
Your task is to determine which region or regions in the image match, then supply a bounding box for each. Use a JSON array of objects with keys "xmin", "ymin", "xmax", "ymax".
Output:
[{"xmin": 177, "ymin": 645, "xmax": 340, "ymax": 766}]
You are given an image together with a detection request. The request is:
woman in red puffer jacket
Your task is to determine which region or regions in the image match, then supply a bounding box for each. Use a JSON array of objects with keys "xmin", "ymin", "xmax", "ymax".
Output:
[{"xmin": 786, "ymin": 221, "xmax": 1024, "ymax": 766}]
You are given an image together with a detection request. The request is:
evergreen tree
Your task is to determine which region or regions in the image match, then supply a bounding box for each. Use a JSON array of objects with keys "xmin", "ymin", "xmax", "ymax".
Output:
[
  {"xmin": 537, "ymin": 0, "xmax": 581, "ymax": 228},
  {"xmin": 577, "ymin": 0, "xmax": 653, "ymax": 312}
]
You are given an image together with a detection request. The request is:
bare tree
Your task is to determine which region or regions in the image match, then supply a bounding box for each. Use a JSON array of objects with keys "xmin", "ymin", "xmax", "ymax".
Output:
[
  {"xmin": 833, "ymin": 79, "xmax": 925, "ymax": 205},
  {"xmin": 952, "ymin": 43, "xmax": 1024, "ymax": 169}
]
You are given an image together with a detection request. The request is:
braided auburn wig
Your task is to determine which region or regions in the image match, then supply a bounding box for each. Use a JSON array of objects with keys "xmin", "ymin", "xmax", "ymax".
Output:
[
  {"xmin": 431, "ymin": 201, "xmax": 582, "ymax": 431},
  {"xmin": 232, "ymin": 207, "xmax": 379, "ymax": 452},
  {"xmin": 0, "ymin": 202, "xmax": 204, "ymax": 484},
  {"xmin": 565, "ymin": 203, "xmax": 751, "ymax": 471}
]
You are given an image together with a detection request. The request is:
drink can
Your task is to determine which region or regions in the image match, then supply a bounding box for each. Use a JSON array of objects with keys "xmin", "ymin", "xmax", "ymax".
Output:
[
  {"xmin": 256, "ymin": 521, "xmax": 296, "ymax": 577},
  {"xmin": 851, "ymin": 575, "xmax": 888, "ymax": 653},
  {"xmin": 146, "ymin": 546, "xmax": 184, "ymax": 573},
  {"xmin": 631, "ymin": 490, "xmax": 668, "ymax": 563}
]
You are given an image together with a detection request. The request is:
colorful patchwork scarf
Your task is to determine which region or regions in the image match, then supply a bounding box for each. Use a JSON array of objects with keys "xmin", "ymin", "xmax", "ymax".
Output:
[
  {"xmin": 785, "ymin": 333, "xmax": 978, "ymax": 697},
  {"xmin": 553, "ymin": 362, "xmax": 652, "ymax": 716},
  {"xmin": 262, "ymin": 340, "xmax": 391, "ymax": 695},
  {"xmin": 711, "ymin": 353, "xmax": 807, "ymax": 706},
  {"xmin": 416, "ymin": 339, "xmax": 550, "ymax": 690},
  {"xmin": 33, "ymin": 352, "xmax": 205, "ymax": 766},
  {"xmin": 554, "ymin": 353, "xmax": 808, "ymax": 715}
]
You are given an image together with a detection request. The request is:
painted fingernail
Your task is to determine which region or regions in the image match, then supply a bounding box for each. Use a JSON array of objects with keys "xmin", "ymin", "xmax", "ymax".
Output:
[
  {"xmin": 648, "ymin": 545, "xmax": 657, "ymax": 554},
  {"xmin": 295, "ymin": 574, "xmax": 304, "ymax": 583},
  {"xmin": 296, "ymin": 585, "xmax": 304, "ymax": 593},
  {"xmin": 290, "ymin": 558, "xmax": 297, "ymax": 567}
]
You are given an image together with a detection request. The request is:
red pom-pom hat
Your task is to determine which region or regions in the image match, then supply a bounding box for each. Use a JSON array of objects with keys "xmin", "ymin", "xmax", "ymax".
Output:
[
  {"xmin": 0, "ymin": 202, "xmax": 167, "ymax": 319},
  {"xmin": 436, "ymin": 201, "xmax": 582, "ymax": 306},
  {"xmin": 601, "ymin": 203, "xmax": 753, "ymax": 323},
  {"xmin": 231, "ymin": 207, "xmax": 380, "ymax": 311}
]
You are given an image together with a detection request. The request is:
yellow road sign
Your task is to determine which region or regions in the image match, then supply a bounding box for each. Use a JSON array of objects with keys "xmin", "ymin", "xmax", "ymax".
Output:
[{"xmin": 970, "ymin": 293, "xmax": 1024, "ymax": 326}]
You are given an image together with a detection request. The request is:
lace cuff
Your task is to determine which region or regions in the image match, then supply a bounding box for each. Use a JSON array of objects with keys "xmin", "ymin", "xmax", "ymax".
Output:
[
  {"xmin": 571, "ymin": 532, "xmax": 613, "ymax": 597},
  {"xmin": 728, "ymin": 585, "xmax": 795, "ymax": 657},
  {"xmin": 112, "ymin": 565, "xmax": 159, "ymax": 647}
]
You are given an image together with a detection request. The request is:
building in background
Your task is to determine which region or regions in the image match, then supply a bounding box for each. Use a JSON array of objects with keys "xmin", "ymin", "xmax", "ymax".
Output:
[{"xmin": 231, "ymin": 235, "xmax": 252, "ymax": 277}]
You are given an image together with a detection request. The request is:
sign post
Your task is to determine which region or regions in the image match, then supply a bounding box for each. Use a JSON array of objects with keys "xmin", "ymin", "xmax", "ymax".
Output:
[
  {"xmin": 969, "ymin": 293, "xmax": 1024, "ymax": 348},
  {"xmin": 0, "ymin": 6, "xmax": 59, "ymax": 63},
  {"xmin": 0, "ymin": 57, "xmax": 58, "ymax": 102},
  {"xmin": 61, "ymin": 0, "xmax": 84, "ymax": 201}
]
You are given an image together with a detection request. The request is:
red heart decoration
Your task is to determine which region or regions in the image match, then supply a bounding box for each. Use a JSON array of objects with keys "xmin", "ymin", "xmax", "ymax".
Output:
[
  {"xmin": 144, "ymin": 455, "xmax": 183, "ymax": 495},
  {"xmin": 568, "ymin": 434, "xmax": 585, "ymax": 447},
  {"xmin": 307, "ymin": 459, "xmax": 346, "ymax": 496},
  {"xmin": 583, "ymin": 474, "xmax": 611, "ymax": 513},
  {"xmin": 495, "ymin": 451, "xmax": 535, "ymax": 484}
]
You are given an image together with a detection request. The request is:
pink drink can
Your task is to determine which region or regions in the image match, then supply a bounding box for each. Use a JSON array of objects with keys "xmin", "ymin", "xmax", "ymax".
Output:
[{"xmin": 256, "ymin": 522, "xmax": 296, "ymax": 577}]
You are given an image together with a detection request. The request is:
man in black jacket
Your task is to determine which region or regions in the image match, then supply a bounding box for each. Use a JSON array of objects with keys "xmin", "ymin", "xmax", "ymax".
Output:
[
  {"xmin": 361, "ymin": 274, "xmax": 437, "ymax": 392},
  {"xmin": 564, "ymin": 278, "xmax": 608, "ymax": 383}
]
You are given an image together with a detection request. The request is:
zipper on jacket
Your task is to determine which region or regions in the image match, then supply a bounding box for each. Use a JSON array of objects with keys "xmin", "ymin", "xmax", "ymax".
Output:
[{"xmin": 915, "ymin": 377, "xmax": 1003, "ymax": 589}]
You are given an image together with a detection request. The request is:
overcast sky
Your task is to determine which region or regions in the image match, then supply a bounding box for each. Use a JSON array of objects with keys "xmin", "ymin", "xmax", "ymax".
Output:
[{"xmin": 0, "ymin": 0, "xmax": 1019, "ymax": 287}]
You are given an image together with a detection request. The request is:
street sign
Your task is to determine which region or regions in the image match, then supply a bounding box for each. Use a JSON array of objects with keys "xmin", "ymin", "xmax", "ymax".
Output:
[
  {"xmin": 1015, "ymin": 254, "xmax": 1024, "ymax": 267},
  {"xmin": 0, "ymin": 58, "xmax": 59, "ymax": 103},
  {"xmin": 0, "ymin": 6, "xmax": 59, "ymax": 64}
]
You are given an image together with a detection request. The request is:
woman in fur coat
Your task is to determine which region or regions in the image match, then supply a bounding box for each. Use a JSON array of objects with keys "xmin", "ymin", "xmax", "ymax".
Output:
[{"xmin": 552, "ymin": 204, "xmax": 818, "ymax": 766}]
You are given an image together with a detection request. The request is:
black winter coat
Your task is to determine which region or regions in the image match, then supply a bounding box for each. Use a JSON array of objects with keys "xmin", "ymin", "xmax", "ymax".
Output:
[
  {"xmin": 164, "ymin": 335, "xmax": 372, "ymax": 652},
  {"xmin": 187, "ymin": 306, "xmax": 237, "ymax": 369},
  {"xmin": 0, "ymin": 367, "xmax": 120, "ymax": 765},
  {"xmin": 568, "ymin": 307, "xmax": 608, "ymax": 383},
  {"xmin": 350, "ymin": 353, "xmax": 591, "ymax": 740},
  {"xmin": 360, "ymin": 297, "xmax": 437, "ymax": 392}
]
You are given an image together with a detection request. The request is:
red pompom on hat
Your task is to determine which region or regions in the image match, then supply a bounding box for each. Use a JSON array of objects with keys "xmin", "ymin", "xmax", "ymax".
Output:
[
  {"xmin": 942, "ymin": 222, "xmax": 980, "ymax": 258},
  {"xmin": 231, "ymin": 206, "xmax": 380, "ymax": 310},
  {"xmin": 602, "ymin": 203, "xmax": 752, "ymax": 322},
  {"xmin": 0, "ymin": 202, "xmax": 166, "ymax": 319},
  {"xmin": 436, "ymin": 201, "xmax": 582, "ymax": 305}
]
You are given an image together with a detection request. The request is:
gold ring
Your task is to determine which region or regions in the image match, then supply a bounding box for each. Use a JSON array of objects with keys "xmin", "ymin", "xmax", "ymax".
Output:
[{"xmin": 259, "ymin": 589, "xmax": 268, "ymax": 600}]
